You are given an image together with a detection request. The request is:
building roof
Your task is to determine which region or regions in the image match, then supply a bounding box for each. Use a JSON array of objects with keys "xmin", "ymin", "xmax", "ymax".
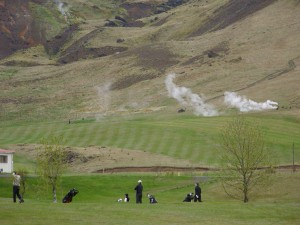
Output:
[{"xmin": 0, "ymin": 149, "xmax": 15, "ymax": 154}]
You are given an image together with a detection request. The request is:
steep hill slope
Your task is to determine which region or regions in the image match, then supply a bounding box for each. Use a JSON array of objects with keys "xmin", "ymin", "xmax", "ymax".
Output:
[{"xmin": 0, "ymin": 0, "xmax": 299, "ymax": 122}]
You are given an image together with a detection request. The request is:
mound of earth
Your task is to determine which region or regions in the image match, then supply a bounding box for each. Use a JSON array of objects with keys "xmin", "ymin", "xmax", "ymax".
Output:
[{"xmin": 12, "ymin": 144, "xmax": 199, "ymax": 173}]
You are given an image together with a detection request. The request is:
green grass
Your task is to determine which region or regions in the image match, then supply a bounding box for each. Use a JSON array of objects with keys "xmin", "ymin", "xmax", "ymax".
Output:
[
  {"xmin": 0, "ymin": 111, "xmax": 299, "ymax": 225},
  {"xmin": 0, "ymin": 113, "xmax": 299, "ymax": 169},
  {"xmin": 0, "ymin": 201, "xmax": 298, "ymax": 225},
  {"xmin": 0, "ymin": 68, "xmax": 18, "ymax": 80},
  {"xmin": 69, "ymin": 0, "xmax": 125, "ymax": 20},
  {"xmin": 29, "ymin": 2, "xmax": 66, "ymax": 40},
  {"xmin": 0, "ymin": 173, "xmax": 299, "ymax": 225}
]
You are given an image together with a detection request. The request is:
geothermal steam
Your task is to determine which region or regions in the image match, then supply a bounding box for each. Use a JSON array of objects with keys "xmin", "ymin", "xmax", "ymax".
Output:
[
  {"xmin": 53, "ymin": 0, "xmax": 69, "ymax": 19},
  {"xmin": 165, "ymin": 73, "xmax": 218, "ymax": 116},
  {"xmin": 165, "ymin": 73, "xmax": 279, "ymax": 116},
  {"xmin": 224, "ymin": 91, "xmax": 278, "ymax": 112},
  {"xmin": 96, "ymin": 83, "xmax": 111, "ymax": 114}
]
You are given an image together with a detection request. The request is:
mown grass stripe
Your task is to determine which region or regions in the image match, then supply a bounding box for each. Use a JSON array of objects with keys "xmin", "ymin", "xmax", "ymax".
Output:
[
  {"xmin": 120, "ymin": 125, "xmax": 137, "ymax": 149},
  {"xmin": 0, "ymin": 114, "xmax": 299, "ymax": 165},
  {"xmin": 142, "ymin": 127, "xmax": 163, "ymax": 153}
]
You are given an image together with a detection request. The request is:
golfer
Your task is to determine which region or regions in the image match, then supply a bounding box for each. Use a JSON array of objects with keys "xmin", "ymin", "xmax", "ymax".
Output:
[
  {"xmin": 12, "ymin": 171, "xmax": 24, "ymax": 203},
  {"xmin": 134, "ymin": 180, "xmax": 143, "ymax": 203},
  {"xmin": 194, "ymin": 182, "xmax": 202, "ymax": 202}
]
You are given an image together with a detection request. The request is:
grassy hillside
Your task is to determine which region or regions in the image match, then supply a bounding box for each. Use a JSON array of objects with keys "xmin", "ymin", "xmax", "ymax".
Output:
[{"xmin": 0, "ymin": 0, "xmax": 299, "ymax": 122}]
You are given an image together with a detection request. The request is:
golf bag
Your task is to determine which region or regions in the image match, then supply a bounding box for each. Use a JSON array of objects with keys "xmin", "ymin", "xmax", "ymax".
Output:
[
  {"xmin": 124, "ymin": 193, "xmax": 130, "ymax": 202},
  {"xmin": 62, "ymin": 188, "xmax": 79, "ymax": 203},
  {"xmin": 183, "ymin": 193, "xmax": 194, "ymax": 202},
  {"xmin": 147, "ymin": 194, "xmax": 158, "ymax": 204}
]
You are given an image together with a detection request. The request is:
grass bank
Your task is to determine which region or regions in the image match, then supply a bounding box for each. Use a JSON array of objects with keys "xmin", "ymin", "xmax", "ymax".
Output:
[{"xmin": 0, "ymin": 173, "xmax": 299, "ymax": 225}]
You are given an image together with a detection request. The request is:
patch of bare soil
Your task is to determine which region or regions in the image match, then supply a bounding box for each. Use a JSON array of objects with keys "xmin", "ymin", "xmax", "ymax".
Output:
[
  {"xmin": 97, "ymin": 165, "xmax": 300, "ymax": 173},
  {"xmin": 110, "ymin": 73, "xmax": 160, "ymax": 90},
  {"xmin": 1, "ymin": 60, "xmax": 41, "ymax": 67},
  {"xmin": 109, "ymin": 45, "xmax": 178, "ymax": 89},
  {"xmin": 12, "ymin": 144, "xmax": 197, "ymax": 173},
  {"xmin": 181, "ymin": 41, "xmax": 229, "ymax": 66},
  {"xmin": 190, "ymin": 0, "xmax": 276, "ymax": 36},
  {"xmin": 121, "ymin": 2, "xmax": 156, "ymax": 20},
  {"xmin": 120, "ymin": 45, "xmax": 179, "ymax": 70},
  {"xmin": 58, "ymin": 46, "xmax": 128, "ymax": 64},
  {"xmin": 54, "ymin": 28, "xmax": 128, "ymax": 64},
  {"xmin": 96, "ymin": 166, "xmax": 217, "ymax": 173}
]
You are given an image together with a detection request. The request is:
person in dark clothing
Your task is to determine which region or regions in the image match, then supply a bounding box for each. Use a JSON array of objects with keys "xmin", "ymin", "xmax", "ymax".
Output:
[
  {"xmin": 134, "ymin": 180, "xmax": 143, "ymax": 203},
  {"xmin": 194, "ymin": 183, "xmax": 202, "ymax": 202},
  {"xmin": 12, "ymin": 171, "xmax": 24, "ymax": 203}
]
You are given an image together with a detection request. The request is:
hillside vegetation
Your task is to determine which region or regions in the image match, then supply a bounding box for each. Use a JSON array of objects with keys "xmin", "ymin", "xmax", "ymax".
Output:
[{"xmin": 0, "ymin": 0, "xmax": 299, "ymax": 122}]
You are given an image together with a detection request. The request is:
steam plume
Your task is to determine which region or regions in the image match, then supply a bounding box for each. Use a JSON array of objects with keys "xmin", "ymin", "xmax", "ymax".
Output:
[
  {"xmin": 224, "ymin": 91, "xmax": 278, "ymax": 112},
  {"xmin": 96, "ymin": 83, "xmax": 111, "ymax": 115},
  {"xmin": 165, "ymin": 73, "xmax": 218, "ymax": 116},
  {"xmin": 53, "ymin": 0, "xmax": 69, "ymax": 19}
]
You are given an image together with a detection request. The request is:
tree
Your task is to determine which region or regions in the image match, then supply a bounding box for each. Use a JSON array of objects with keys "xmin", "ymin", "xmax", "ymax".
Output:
[
  {"xmin": 219, "ymin": 117, "xmax": 272, "ymax": 203},
  {"xmin": 36, "ymin": 136, "xmax": 67, "ymax": 203}
]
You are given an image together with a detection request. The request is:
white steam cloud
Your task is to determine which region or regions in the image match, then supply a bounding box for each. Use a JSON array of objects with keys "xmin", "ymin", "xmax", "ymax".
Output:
[
  {"xmin": 165, "ymin": 73, "xmax": 219, "ymax": 116},
  {"xmin": 165, "ymin": 73, "xmax": 279, "ymax": 116},
  {"xmin": 96, "ymin": 83, "xmax": 111, "ymax": 115},
  {"xmin": 53, "ymin": 0, "xmax": 69, "ymax": 19},
  {"xmin": 224, "ymin": 91, "xmax": 278, "ymax": 112}
]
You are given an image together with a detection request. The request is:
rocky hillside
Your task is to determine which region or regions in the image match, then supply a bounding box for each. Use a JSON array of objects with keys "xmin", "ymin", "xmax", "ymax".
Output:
[
  {"xmin": 0, "ymin": 0, "xmax": 299, "ymax": 121},
  {"xmin": 0, "ymin": 0, "xmax": 187, "ymax": 60},
  {"xmin": 0, "ymin": 0, "xmax": 39, "ymax": 59}
]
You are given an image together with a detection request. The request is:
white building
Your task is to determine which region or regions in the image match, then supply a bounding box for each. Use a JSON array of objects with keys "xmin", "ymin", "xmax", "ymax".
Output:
[{"xmin": 0, "ymin": 149, "xmax": 15, "ymax": 173}]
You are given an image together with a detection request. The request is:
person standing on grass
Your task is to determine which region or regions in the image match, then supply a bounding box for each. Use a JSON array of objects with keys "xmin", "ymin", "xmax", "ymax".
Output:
[
  {"xmin": 12, "ymin": 171, "xmax": 24, "ymax": 203},
  {"xmin": 134, "ymin": 180, "xmax": 143, "ymax": 203},
  {"xmin": 194, "ymin": 182, "xmax": 202, "ymax": 202}
]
